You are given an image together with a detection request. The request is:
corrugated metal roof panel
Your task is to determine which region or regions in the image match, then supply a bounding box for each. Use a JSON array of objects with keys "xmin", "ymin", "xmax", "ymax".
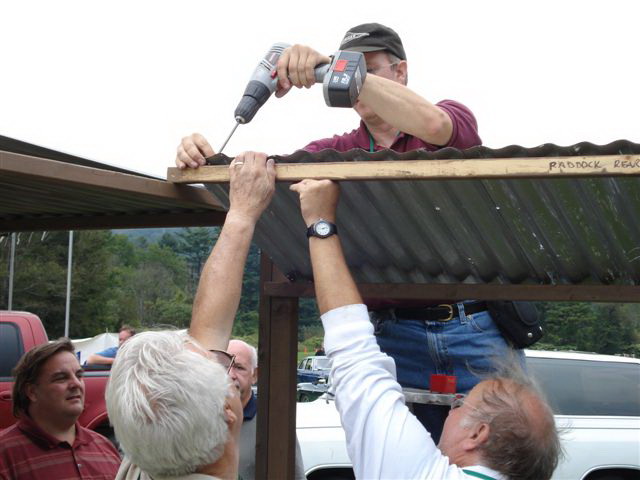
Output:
[{"xmin": 206, "ymin": 141, "xmax": 640, "ymax": 287}]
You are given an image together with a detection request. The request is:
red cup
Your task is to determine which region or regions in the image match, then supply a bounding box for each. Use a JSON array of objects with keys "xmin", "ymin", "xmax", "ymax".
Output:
[{"xmin": 430, "ymin": 374, "xmax": 457, "ymax": 394}]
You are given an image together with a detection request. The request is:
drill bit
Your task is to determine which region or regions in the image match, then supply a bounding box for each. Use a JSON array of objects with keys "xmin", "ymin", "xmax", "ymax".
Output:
[{"xmin": 218, "ymin": 121, "xmax": 240, "ymax": 157}]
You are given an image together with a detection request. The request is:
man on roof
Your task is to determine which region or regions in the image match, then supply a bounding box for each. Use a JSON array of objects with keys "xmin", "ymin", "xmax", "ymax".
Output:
[{"xmin": 174, "ymin": 23, "xmax": 520, "ymax": 441}]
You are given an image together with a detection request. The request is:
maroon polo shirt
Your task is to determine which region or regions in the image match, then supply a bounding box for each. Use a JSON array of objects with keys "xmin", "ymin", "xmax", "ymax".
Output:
[
  {"xmin": 0, "ymin": 416, "xmax": 121, "ymax": 480},
  {"xmin": 303, "ymin": 99, "xmax": 482, "ymax": 308},
  {"xmin": 303, "ymin": 99, "xmax": 481, "ymax": 153}
]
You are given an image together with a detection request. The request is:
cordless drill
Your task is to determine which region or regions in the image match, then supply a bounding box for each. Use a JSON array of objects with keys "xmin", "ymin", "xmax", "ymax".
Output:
[{"xmin": 218, "ymin": 42, "xmax": 367, "ymax": 153}]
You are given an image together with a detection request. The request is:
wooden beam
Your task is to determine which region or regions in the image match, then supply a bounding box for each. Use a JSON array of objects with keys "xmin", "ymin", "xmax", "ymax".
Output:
[
  {"xmin": 167, "ymin": 155, "xmax": 640, "ymax": 184},
  {"xmin": 1, "ymin": 151, "xmax": 223, "ymax": 208},
  {"xmin": 263, "ymin": 281, "xmax": 640, "ymax": 303},
  {"xmin": 256, "ymin": 254, "xmax": 299, "ymax": 480}
]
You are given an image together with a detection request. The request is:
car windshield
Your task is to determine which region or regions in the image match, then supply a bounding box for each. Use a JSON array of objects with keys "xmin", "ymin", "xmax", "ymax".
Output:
[
  {"xmin": 527, "ymin": 357, "xmax": 640, "ymax": 416},
  {"xmin": 315, "ymin": 358, "xmax": 331, "ymax": 370}
]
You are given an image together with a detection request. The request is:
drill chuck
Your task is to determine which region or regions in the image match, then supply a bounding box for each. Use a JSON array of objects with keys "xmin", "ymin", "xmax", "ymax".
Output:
[
  {"xmin": 234, "ymin": 80, "xmax": 272, "ymax": 124},
  {"xmin": 233, "ymin": 43, "xmax": 289, "ymax": 125}
]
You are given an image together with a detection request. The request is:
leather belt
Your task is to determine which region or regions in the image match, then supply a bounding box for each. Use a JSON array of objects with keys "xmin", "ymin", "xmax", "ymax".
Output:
[{"xmin": 392, "ymin": 302, "xmax": 488, "ymax": 322}]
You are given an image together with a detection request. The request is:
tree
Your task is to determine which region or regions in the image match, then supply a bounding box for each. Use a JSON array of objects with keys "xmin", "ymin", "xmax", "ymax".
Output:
[
  {"xmin": 540, "ymin": 302, "xmax": 597, "ymax": 351},
  {"xmin": 537, "ymin": 301, "xmax": 640, "ymax": 355},
  {"xmin": 0, "ymin": 230, "xmax": 195, "ymax": 337},
  {"xmin": 0, "ymin": 231, "xmax": 117, "ymax": 338},
  {"xmin": 172, "ymin": 227, "xmax": 219, "ymax": 293},
  {"xmin": 107, "ymin": 239, "xmax": 192, "ymax": 327},
  {"xmin": 589, "ymin": 303, "xmax": 639, "ymax": 355}
]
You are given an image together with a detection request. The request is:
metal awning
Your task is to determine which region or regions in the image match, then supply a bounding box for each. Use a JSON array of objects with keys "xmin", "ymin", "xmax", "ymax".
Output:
[{"xmin": 0, "ymin": 136, "xmax": 226, "ymax": 232}]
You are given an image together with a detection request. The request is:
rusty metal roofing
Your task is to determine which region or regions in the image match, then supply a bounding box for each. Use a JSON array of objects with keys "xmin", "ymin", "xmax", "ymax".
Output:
[
  {"xmin": 205, "ymin": 140, "xmax": 640, "ymax": 292},
  {"xmin": 1, "ymin": 136, "xmax": 226, "ymax": 232}
]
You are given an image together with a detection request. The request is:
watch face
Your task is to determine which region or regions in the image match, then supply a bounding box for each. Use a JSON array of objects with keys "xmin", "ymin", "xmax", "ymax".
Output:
[{"xmin": 316, "ymin": 221, "xmax": 331, "ymax": 236}]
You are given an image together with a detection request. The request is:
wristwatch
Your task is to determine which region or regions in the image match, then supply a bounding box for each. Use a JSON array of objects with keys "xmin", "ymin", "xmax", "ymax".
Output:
[{"xmin": 306, "ymin": 219, "xmax": 338, "ymax": 239}]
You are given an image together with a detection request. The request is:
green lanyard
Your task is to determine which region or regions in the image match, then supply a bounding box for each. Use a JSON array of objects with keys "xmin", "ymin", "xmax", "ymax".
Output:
[
  {"xmin": 462, "ymin": 469, "xmax": 496, "ymax": 480},
  {"xmin": 368, "ymin": 131, "xmax": 401, "ymax": 152}
]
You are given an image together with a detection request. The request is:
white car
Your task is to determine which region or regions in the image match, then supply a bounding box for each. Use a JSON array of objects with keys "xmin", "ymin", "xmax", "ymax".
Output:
[{"xmin": 296, "ymin": 350, "xmax": 640, "ymax": 480}]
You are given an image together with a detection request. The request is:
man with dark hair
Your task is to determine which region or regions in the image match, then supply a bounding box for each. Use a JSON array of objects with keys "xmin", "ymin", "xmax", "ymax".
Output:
[
  {"xmin": 176, "ymin": 23, "xmax": 517, "ymax": 442},
  {"xmin": 86, "ymin": 324, "xmax": 136, "ymax": 366},
  {"xmin": 290, "ymin": 178, "xmax": 561, "ymax": 480},
  {"xmin": 0, "ymin": 338, "xmax": 121, "ymax": 479}
]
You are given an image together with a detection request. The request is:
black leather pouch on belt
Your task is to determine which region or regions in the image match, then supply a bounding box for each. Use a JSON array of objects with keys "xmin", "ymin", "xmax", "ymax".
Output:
[{"xmin": 487, "ymin": 301, "xmax": 543, "ymax": 348}]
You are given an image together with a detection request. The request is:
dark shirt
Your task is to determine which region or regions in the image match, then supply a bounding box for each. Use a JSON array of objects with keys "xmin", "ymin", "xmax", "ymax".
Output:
[
  {"xmin": 304, "ymin": 99, "xmax": 482, "ymax": 308},
  {"xmin": 243, "ymin": 391, "xmax": 257, "ymax": 421},
  {"xmin": 303, "ymin": 99, "xmax": 481, "ymax": 153},
  {"xmin": 0, "ymin": 416, "xmax": 121, "ymax": 480}
]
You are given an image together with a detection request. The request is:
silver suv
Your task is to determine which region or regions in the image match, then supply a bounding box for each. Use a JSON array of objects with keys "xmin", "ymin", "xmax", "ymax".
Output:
[{"xmin": 296, "ymin": 350, "xmax": 640, "ymax": 480}]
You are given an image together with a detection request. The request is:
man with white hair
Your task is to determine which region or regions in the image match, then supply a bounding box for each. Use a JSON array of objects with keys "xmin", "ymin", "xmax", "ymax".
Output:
[
  {"xmin": 290, "ymin": 178, "xmax": 562, "ymax": 480},
  {"xmin": 106, "ymin": 152, "xmax": 276, "ymax": 480},
  {"xmin": 227, "ymin": 340, "xmax": 305, "ymax": 480}
]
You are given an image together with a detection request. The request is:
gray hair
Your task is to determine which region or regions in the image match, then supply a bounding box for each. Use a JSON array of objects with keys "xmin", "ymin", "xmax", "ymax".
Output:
[
  {"xmin": 463, "ymin": 353, "xmax": 562, "ymax": 480},
  {"xmin": 229, "ymin": 339, "xmax": 258, "ymax": 370},
  {"xmin": 106, "ymin": 331, "xmax": 230, "ymax": 476}
]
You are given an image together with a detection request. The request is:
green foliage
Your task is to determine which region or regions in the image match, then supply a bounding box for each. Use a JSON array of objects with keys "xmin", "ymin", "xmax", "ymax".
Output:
[
  {"xmin": 1, "ymin": 230, "xmax": 193, "ymax": 337},
  {"xmin": 150, "ymin": 290, "xmax": 192, "ymax": 328},
  {"xmin": 172, "ymin": 227, "xmax": 219, "ymax": 293},
  {"xmin": 541, "ymin": 302, "xmax": 597, "ymax": 350},
  {"xmin": 299, "ymin": 334, "xmax": 324, "ymax": 355},
  {"xmin": 234, "ymin": 332, "xmax": 259, "ymax": 350},
  {"xmin": 538, "ymin": 301, "xmax": 639, "ymax": 355},
  {"xmin": 238, "ymin": 245, "xmax": 261, "ymax": 315},
  {"xmin": 234, "ymin": 311, "xmax": 258, "ymax": 337},
  {"xmin": 0, "ymin": 232, "xmax": 115, "ymax": 337},
  {"xmin": 2, "ymin": 229, "xmax": 637, "ymax": 357},
  {"xmin": 299, "ymin": 298, "xmax": 320, "ymax": 328}
]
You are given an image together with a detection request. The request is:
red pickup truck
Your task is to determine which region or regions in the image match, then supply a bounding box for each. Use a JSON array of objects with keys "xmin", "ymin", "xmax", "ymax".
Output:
[{"xmin": 0, "ymin": 311, "xmax": 113, "ymax": 439}]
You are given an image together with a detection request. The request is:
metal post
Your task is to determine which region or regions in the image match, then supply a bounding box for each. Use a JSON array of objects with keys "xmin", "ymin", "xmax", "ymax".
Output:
[
  {"xmin": 8, "ymin": 233, "xmax": 16, "ymax": 311},
  {"xmin": 64, "ymin": 231, "xmax": 74, "ymax": 337}
]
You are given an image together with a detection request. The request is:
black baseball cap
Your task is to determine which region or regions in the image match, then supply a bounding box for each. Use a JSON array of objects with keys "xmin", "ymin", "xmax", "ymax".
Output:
[{"xmin": 339, "ymin": 23, "xmax": 406, "ymax": 61}]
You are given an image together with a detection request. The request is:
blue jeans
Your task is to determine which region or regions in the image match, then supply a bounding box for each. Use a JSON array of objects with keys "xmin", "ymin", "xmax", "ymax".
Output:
[{"xmin": 371, "ymin": 303, "xmax": 524, "ymax": 442}]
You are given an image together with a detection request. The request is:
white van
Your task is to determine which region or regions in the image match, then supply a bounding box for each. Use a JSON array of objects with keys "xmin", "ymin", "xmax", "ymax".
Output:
[{"xmin": 296, "ymin": 350, "xmax": 640, "ymax": 480}]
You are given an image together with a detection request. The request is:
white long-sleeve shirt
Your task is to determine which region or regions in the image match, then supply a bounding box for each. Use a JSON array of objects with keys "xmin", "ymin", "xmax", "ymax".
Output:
[{"xmin": 321, "ymin": 303, "xmax": 505, "ymax": 480}]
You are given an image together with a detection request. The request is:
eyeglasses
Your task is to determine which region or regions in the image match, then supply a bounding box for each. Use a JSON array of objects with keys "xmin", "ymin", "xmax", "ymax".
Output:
[
  {"xmin": 450, "ymin": 395, "xmax": 482, "ymax": 413},
  {"xmin": 450, "ymin": 395, "xmax": 468, "ymax": 410},
  {"xmin": 209, "ymin": 349, "xmax": 236, "ymax": 373},
  {"xmin": 366, "ymin": 62, "xmax": 398, "ymax": 75}
]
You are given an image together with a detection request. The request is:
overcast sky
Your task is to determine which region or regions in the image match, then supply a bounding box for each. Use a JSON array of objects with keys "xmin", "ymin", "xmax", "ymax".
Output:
[{"xmin": 1, "ymin": 0, "xmax": 638, "ymax": 179}]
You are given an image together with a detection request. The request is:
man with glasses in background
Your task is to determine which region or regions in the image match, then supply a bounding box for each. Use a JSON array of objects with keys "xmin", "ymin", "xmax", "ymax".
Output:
[
  {"xmin": 226, "ymin": 339, "xmax": 306, "ymax": 480},
  {"xmin": 175, "ymin": 23, "xmax": 516, "ymax": 442},
  {"xmin": 107, "ymin": 152, "xmax": 276, "ymax": 480}
]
